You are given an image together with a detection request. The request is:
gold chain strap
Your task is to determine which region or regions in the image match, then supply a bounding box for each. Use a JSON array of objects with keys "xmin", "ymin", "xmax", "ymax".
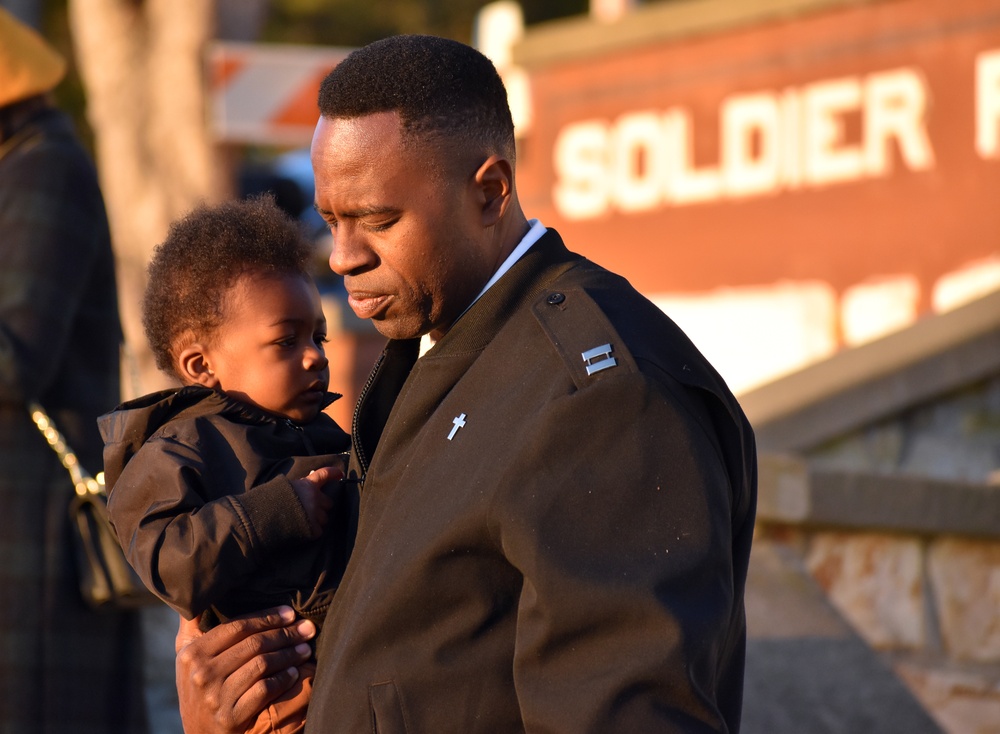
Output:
[{"xmin": 28, "ymin": 401, "xmax": 105, "ymax": 497}]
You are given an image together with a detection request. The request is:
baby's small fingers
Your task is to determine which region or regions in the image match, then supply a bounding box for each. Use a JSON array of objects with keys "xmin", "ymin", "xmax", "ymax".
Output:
[{"xmin": 312, "ymin": 465, "xmax": 345, "ymax": 484}]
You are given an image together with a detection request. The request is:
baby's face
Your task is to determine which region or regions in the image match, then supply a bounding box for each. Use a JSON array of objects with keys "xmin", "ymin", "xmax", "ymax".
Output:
[{"xmin": 204, "ymin": 272, "xmax": 330, "ymax": 423}]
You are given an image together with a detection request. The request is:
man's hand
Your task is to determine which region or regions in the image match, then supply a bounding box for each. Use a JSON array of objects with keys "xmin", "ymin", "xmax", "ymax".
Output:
[
  {"xmin": 292, "ymin": 465, "xmax": 343, "ymax": 537},
  {"xmin": 175, "ymin": 606, "xmax": 316, "ymax": 734}
]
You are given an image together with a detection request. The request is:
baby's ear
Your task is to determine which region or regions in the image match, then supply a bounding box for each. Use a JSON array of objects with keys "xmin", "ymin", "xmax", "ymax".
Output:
[{"xmin": 176, "ymin": 345, "xmax": 218, "ymax": 387}]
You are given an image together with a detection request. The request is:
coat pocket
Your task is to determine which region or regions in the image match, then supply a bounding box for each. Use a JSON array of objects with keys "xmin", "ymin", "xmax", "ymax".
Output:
[{"xmin": 369, "ymin": 680, "xmax": 408, "ymax": 734}]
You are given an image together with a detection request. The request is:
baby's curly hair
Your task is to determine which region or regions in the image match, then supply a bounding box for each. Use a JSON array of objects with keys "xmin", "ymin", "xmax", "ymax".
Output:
[{"xmin": 143, "ymin": 195, "xmax": 313, "ymax": 378}]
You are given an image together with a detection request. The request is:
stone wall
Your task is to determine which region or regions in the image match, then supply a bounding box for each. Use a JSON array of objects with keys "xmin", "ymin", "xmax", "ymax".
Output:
[
  {"xmin": 757, "ymin": 476, "xmax": 1000, "ymax": 733},
  {"xmin": 753, "ymin": 368, "xmax": 1000, "ymax": 732}
]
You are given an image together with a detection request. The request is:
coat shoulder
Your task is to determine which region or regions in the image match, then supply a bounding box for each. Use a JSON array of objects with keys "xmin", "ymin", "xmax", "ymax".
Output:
[{"xmin": 528, "ymin": 261, "xmax": 717, "ymax": 395}]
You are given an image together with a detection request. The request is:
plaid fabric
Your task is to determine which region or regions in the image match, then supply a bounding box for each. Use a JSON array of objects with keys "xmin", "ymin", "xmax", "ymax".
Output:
[{"xmin": 0, "ymin": 108, "xmax": 146, "ymax": 734}]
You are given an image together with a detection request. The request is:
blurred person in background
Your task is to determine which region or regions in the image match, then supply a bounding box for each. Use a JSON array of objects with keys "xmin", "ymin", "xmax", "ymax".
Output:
[{"xmin": 0, "ymin": 8, "xmax": 147, "ymax": 733}]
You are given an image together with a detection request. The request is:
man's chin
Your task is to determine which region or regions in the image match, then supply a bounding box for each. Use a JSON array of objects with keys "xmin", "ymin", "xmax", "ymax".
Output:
[{"xmin": 368, "ymin": 316, "xmax": 428, "ymax": 341}]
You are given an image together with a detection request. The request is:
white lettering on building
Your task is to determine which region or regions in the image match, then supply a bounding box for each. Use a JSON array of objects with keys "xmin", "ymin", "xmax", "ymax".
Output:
[
  {"xmin": 976, "ymin": 49, "xmax": 1000, "ymax": 159},
  {"xmin": 553, "ymin": 67, "xmax": 936, "ymax": 220},
  {"xmin": 722, "ymin": 93, "xmax": 781, "ymax": 197}
]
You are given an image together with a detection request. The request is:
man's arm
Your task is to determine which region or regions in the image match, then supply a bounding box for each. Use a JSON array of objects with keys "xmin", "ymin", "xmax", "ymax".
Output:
[
  {"xmin": 175, "ymin": 606, "xmax": 315, "ymax": 734},
  {"xmin": 499, "ymin": 370, "xmax": 748, "ymax": 732}
]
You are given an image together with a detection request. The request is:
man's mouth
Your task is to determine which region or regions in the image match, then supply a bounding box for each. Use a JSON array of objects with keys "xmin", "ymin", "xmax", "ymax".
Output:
[{"xmin": 347, "ymin": 291, "xmax": 390, "ymax": 320}]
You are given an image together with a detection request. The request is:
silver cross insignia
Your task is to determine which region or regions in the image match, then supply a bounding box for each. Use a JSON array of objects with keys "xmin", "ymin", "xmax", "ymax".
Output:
[{"xmin": 448, "ymin": 413, "xmax": 467, "ymax": 440}]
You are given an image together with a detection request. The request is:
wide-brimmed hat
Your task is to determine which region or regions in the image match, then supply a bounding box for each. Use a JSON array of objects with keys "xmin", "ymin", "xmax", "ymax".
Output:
[{"xmin": 0, "ymin": 7, "xmax": 66, "ymax": 108}]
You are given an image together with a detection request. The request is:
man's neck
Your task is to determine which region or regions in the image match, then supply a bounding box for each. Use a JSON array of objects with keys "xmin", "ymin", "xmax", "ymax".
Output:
[{"xmin": 423, "ymin": 217, "xmax": 546, "ymax": 351}]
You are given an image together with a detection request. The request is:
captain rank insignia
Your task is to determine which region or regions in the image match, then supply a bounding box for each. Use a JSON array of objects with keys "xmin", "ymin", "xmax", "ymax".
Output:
[{"xmin": 582, "ymin": 343, "xmax": 617, "ymax": 375}]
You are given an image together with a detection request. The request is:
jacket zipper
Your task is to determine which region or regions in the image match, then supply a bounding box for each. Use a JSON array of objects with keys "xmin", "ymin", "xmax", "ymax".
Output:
[{"xmin": 351, "ymin": 350, "xmax": 386, "ymax": 483}]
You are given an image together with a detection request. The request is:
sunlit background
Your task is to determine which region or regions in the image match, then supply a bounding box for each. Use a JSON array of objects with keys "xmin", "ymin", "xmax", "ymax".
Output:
[{"xmin": 5, "ymin": 0, "xmax": 999, "ymax": 731}]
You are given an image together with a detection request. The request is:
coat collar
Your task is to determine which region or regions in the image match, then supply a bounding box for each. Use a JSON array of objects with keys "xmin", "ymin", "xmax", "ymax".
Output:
[
  {"xmin": 350, "ymin": 229, "xmax": 582, "ymax": 477},
  {"xmin": 426, "ymin": 228, "xmax": 582, "ymax": 357},
  {"xmin": 110, "ymin": 385, "xmax": 338, "ymax": 429}
]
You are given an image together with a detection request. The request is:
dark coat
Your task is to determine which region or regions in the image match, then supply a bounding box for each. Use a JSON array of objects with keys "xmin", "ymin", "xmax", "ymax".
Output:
[
  {"xmin": 0, "ymin": 104, "xmax": 146, "ymax": 734},
  {"xmin": 100, "ymin": 386, "xmax": 352, "ymax": 626},
  {"xmin": 308, "ymin": 230, "xmax": 757, "ymax": 733}
]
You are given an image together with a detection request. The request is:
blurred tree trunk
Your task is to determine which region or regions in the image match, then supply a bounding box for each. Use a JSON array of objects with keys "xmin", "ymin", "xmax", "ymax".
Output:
[{"xmin": 66, "ymin": 0, "xmax": 232, "ymax": 398}]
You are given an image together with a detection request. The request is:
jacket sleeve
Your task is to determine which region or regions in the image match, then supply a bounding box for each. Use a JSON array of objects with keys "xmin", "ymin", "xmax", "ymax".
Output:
[
  {"xmin": 106, "ymin": 434, "xmax": 315, "ymax": 618},
  {"xmin": 0, "ymin": 131, "xmax": 111, "ymax": 401},
  {"xmin": 497, "ymin": 368, "xmax": 747, "ymax": 733}
]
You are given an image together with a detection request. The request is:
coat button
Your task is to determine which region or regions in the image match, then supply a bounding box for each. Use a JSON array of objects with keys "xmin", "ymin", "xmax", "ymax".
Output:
[{"xmin": 546, "ymin": 292, "xmax": 565, "ymax": 305}]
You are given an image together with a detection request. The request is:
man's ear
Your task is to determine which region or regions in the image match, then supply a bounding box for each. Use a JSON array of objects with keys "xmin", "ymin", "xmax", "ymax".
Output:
[
  {"xmin": 474, "ymin": 154, "xmax": 514, "ymax": 226},
  {"xmin": 176, "ymin": 345, "xmax": 218, "ymax": 387}
]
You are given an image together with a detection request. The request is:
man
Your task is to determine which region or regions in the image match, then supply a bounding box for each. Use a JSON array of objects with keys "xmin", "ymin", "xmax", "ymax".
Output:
[{"xmin": 176, "ymin": 34, "xmax": 756, "ymax": 733}]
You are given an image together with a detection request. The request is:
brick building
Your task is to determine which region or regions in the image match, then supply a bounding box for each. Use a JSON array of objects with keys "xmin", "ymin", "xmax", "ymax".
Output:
[{"xmin": 506, "ymin": 0, "xmax": 1000, "ymax": 394}]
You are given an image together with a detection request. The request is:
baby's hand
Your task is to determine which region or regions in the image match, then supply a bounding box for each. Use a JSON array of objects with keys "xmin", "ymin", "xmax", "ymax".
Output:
[{"xmin": 291, "ymin": 466, "xmax": 343, "ymax": 538}]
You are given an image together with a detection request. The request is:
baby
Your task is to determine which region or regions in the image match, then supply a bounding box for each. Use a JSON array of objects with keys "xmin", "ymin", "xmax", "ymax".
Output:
[{"xmin": 100, "ymin": 195, "xmax": 351, "ymax": 734}]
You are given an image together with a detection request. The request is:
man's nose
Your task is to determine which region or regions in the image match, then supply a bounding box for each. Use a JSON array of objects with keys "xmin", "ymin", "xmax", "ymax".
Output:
[{"xmin": 328, "ymin": 225, "xmax": 373, "ymax": 276}]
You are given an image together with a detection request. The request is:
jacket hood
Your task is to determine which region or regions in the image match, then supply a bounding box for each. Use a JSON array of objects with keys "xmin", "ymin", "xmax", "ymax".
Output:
[{"xmin": 98, "ymin": 385, "xmax": 340, "ymax": 492}]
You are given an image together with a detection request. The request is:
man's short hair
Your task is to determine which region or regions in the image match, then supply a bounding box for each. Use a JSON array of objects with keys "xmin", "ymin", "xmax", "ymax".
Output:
[
  {"xmin": 318, "ymin": 34, "xmax": 515, "ymax": 162},
  {"xmin": 143, "ymin": 195, "xmax": 313, "ymax": 378}
]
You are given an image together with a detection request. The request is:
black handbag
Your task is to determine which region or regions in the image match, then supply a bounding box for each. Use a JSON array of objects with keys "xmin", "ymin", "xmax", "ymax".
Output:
[{"xmin": 29, "ymin": 402, "xmax": 158, "ymax": 610}]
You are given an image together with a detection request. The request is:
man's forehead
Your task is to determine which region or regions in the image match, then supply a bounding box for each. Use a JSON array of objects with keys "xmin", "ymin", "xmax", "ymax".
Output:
[
  {"xmin": 312, "ymin": 111, "xmax": 404, "ymax": 154},
  {"xmin": 311, "ymin": 117, "xmax": 444, "ymax": 204}
]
